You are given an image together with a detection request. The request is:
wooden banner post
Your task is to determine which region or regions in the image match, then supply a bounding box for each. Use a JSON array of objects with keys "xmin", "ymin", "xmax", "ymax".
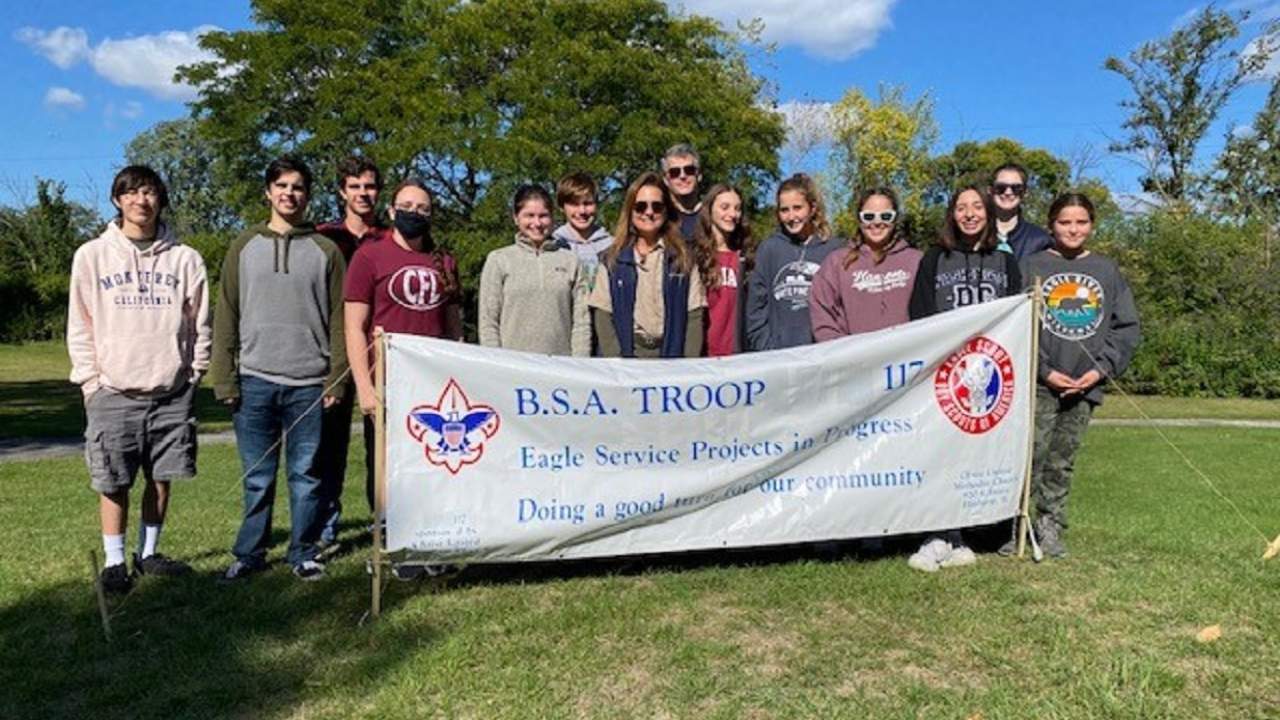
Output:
[{"xmin": 1016, "ymin": 282, "xmax": 1043, "ymax": 558}]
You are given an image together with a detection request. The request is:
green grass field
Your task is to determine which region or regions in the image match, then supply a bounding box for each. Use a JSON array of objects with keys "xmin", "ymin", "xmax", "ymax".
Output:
[
  {"xmin": 5, "ymin": 340, "xmax": 1279, "ymax": 441},
  {"xmin": 2, "ymin": 423, "xmax": 1278, "ymax": 719}
]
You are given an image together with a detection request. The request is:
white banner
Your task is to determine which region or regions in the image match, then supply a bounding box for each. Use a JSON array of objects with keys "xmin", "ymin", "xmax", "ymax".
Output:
[{"xmin": 384, "ymin": 294, "xmax": 1033, "ymax": 561}]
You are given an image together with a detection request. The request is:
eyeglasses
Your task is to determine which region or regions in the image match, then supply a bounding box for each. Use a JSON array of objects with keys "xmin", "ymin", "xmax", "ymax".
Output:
[
  {"xmin": 665, "ymin": 164, "xmax": 699, "ymax": 180},
  {"xmin": 859, "ymin": 210, "xmax": 897, "ymax": 224},
  {"xmin": 992, "ymin": 182, "xmax": 1026, "ymax": 197},
  {"xmin": 394, "ymin": 204, "xmax": 432, "ymax": 215},
  {"xmin": 632, "ymin": 200, "xmax": 667, "ymax": 215}
]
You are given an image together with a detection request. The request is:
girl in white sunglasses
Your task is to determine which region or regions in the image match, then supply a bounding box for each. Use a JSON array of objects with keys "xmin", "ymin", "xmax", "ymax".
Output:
[{"xmin": 810, "ymin": 187, "xmax": 921, "ymax": 340}]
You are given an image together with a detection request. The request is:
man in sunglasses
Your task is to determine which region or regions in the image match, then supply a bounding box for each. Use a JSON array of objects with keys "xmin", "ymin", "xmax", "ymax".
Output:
[
  {"xmin": 991, "ymin": 162, "xmax": 1052, "ymax": 260},
  {"xmin": 660, "ymin": 143, "xmax": 704, "ymax": 241}
]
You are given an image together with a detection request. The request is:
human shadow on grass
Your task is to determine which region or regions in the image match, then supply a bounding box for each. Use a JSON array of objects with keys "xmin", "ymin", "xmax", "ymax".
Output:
[{"xmin": 0, "ymin": 553, "xmax": 428, "ymax": 720}]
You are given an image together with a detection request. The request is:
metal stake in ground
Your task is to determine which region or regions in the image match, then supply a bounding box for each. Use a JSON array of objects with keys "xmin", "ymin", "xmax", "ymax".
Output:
[{"xmin": 87, "ymin": 549, "xmax": 112, "ymax": 642}]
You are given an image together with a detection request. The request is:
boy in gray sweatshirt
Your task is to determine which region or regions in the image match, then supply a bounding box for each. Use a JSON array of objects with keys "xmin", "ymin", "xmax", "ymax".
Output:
[{"xmin": 210, "ymin": 157, "xmax": 347, "ymax": 582}]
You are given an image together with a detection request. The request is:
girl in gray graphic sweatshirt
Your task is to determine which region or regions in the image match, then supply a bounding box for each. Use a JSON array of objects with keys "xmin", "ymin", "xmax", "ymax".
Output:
[
  {"xmin": 746, "ymin": 174, "xmax": 839, "ymax": 350},
  {"xmin": 1016, "ymin": 192, "xmax": 1140, "ymax": 555}
]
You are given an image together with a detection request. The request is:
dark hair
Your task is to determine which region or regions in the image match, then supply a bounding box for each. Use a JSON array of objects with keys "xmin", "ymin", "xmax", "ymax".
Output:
[
  {"xmin": 693, "ymin": 184, "xmax": 752, "ymax": 289},
  {"xmin": 512, "ymin": 184, "xmax": 553, "ymax": 215},
  {"xmin": 844, "ymin": 187, "xmax": 905, "ymax": 268},
  {"xmin": 110, "ymin": 165, "xmax": 169, "ymax": 219},
  {"xmin": 605, "ymin": 171, "xmax": 692, "ymax": 274},
  {"xmin": 776, "ymin": 173, "xmax": 831, "ymax": 239},
  {"xmin": 389, "ymin": 177, "xmax": 457, "ymax": 297},
  {"xmin": 264, "ymin": 156, "xmax": 313, "ymax": 194},
  {"xmin": 335, "ymin": 155, "xmax": 381, "ymax": 189},
  {"xmin": 556, "ymin": 171, "xmax": 599, "ymax": 207},
  {"xmin": 939, "ymin": 184, "xmax": 998, "ymax": 252},
  {"xmin": 991, "ymin": 162, "xmax": 1028, "ymax": 186},
  {"xmin": 1047, "ymin": 192, "xmax": 1096, "ymax": 227}
]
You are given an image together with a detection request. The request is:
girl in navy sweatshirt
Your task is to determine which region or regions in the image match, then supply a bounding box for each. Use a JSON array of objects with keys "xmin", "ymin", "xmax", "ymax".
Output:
[{"xmin": 746, "ymin": 174, "xmax": 839, "ymax": 350}]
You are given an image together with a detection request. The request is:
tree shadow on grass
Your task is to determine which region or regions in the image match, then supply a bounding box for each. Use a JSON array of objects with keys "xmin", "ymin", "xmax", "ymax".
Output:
[
  {"xmin": 0, "ymin": 380, "xmax": 231, "ymax": 440},
  {"xmin": 0, "ymin": 559, "xmax": 428, "ymax": 720}
]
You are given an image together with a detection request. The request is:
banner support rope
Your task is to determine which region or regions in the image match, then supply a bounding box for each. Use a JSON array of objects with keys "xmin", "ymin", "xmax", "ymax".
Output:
[{"xmin": 371, "ymin": 327, "xmax": 386, "ymax": 620}]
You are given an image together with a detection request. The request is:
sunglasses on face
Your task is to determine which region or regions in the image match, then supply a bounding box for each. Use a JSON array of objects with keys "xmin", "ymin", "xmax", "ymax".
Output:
[
  {"xmin": 993, "ymin": 182, "xmax": 1027, "ymax": 197},
  {"xmin": 859, "ymin": 210, "xmax": 897, "ymax": 224},
  {"xmin": 665, "ymin": 164, "xmax": 699, "ymax": 179},
  {"xmin": 633, "ymin": 200, "xmax": 667, "ymax": 215}
]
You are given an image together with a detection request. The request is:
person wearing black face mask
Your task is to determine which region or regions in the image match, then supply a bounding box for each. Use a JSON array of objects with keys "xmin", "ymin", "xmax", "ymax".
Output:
[{"xmin": 343, "ymin": 177, "xmax": 462, "ymax": 519}]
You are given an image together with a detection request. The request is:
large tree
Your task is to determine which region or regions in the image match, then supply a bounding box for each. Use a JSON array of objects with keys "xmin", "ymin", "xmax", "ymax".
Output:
[
  {"xmin": 1104, "ymin": 7, "xmax": 1277, "ymax": 203},
  {"xmin": 1216, "ymin": 78, "xmax": 1280, "ymax": 221},
  {"xmin": 179, "ymin": 0, "xmax": 785, "ymax": 276},
  {"xmin": 125, "ymin": 118, "xmax": 240, "ymax": 237},
  {"xmin": 827, "ymin": 85, "xmax": 937, "ymax": 235},
  {"xmin": 929, "ymin": 137, "xmax": 1077, "ymax": 224}
]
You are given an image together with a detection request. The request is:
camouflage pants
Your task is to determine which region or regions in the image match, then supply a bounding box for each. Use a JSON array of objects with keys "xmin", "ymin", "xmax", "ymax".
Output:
[{"xmin": 1031, "ymin": 386, "xmax": 1094, "ymax": 530}]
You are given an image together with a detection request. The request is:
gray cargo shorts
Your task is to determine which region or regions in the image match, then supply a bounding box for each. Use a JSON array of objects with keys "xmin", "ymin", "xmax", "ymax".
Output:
[{"xmin": 84, "ymin": 382, "xmax": 198, "ymax": 494}]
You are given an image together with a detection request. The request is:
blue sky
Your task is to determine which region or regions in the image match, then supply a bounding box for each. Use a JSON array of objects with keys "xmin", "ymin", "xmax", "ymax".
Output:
[{"xmin": 4, "ymin": 0, "xmax": 1278, "ymax": 213}]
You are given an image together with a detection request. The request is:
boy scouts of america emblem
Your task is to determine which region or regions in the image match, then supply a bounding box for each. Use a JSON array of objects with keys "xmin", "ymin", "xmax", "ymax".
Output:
[
  {"xmin": 407, "ymin": 379, "xmax": 501, "ymax": 474},
  {"xmin": 934, "ymin": 336, "xmax": 1015, "ymax": 435}
]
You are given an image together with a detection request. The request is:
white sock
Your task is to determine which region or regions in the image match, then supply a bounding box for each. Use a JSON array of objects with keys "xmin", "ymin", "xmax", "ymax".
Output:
[
  {"xmin": 139, "ymin": 523, "xmax": 162, "ymax": 559},
  {"xmin": 103, "ymin": 534, "xmax": 126, "ymax": 567}
]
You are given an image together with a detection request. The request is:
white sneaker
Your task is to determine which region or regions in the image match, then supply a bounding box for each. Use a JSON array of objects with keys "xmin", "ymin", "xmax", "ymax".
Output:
[
  {"xmin": 940, "ymin": 543, "xmax": 977, "ymax": 568},
  {"xmin": 907, "ymin": 538, "xmax": 951, "ymax": 572}
]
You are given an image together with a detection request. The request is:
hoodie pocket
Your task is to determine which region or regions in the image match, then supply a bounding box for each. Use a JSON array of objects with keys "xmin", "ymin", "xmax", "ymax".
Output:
[{"xmin": 241, "ymin": 322, "xmax": 329, "ymax": 380}]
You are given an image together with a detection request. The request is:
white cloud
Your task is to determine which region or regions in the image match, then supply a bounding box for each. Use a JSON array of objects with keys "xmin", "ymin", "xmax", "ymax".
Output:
[
  {"xmin": 18, "ymin": 25, "xmax": 220, "ymax": 101},
  {"xmin": 15, "ymin": 26, "xmax": 90, "ymax": 69},
  {"xmin": 89, "ymin": 26, "xmax": 220, "ymax": 101},
  {"xmin": 672, "ymin": 0, "xmax": 896, "ymax": 60},
  {"xmin": 120, "ymin": 101, "xmax": 144, "ymax": 119},
  {"xmin": 43, "ymin": 86, "xmax": 86, "ymax": 112}
]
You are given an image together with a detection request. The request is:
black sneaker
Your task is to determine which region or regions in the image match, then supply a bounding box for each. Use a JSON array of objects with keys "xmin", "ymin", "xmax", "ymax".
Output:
[
  {"xmin": 292, "ymin": 560, "xmax": 326, "ymax": 581},
  {"xmin": 135, "ymin": 552, "xmax": 192, "ymax": 576},
  {"xmin": 220, "ymin": 558, "xmax": 267, "ymax": 584},
  {"xmin": 100, "ymin": 563, "xmax": 134, "ymax": 595},
  {"xmin": 391, "ymin": 563, "xmax": 425, "ymax": 581}
]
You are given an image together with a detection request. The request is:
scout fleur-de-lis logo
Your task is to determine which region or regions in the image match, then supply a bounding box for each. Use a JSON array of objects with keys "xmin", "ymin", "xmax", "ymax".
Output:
[{"xmin": 406, "ymin": 379, "xmax": 501, "ymax": 475}]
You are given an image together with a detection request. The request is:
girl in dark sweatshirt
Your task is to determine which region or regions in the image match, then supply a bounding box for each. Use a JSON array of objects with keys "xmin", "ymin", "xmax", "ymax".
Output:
[
  {"xmin": 905, "ymin": 184, "xmax": 1022, "ymax": 573},
  {"xmin": 1008, "ymin": 192, "xmax": 1140, "ymax": 559}
]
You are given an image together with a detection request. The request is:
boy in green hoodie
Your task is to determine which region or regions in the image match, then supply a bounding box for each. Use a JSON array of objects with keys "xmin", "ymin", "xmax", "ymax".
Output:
[{"xmin": 210, "ymin": 156, "xmax": 347, "ymax": 582}]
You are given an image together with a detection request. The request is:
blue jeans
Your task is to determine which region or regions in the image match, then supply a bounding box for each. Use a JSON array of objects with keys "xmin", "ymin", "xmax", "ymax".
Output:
[
  {"xmin": 231, "ymin": 375, "xmax": 324, "ymax": 567},
  {"xmin": 315, "ymin": 386, "xmax": 354, "ymax": 544}
]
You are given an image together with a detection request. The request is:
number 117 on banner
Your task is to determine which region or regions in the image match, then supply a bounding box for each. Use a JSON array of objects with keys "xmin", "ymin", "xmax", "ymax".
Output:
[{"xmin": 884, "ymin": 361, "xmax": 925, "ymax": 391}]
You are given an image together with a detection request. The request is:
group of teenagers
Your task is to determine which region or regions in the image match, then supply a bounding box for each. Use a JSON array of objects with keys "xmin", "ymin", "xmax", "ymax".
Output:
[{"xmin": 67, "ymin": 143, "xmax": 1141, "ymax": 594}]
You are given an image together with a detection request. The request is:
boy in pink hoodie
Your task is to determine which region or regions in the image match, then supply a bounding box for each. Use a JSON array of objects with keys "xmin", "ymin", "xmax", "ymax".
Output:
[{"xmin": 67, "ymin": 165, "xmax": 212, "ymax": 594}]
